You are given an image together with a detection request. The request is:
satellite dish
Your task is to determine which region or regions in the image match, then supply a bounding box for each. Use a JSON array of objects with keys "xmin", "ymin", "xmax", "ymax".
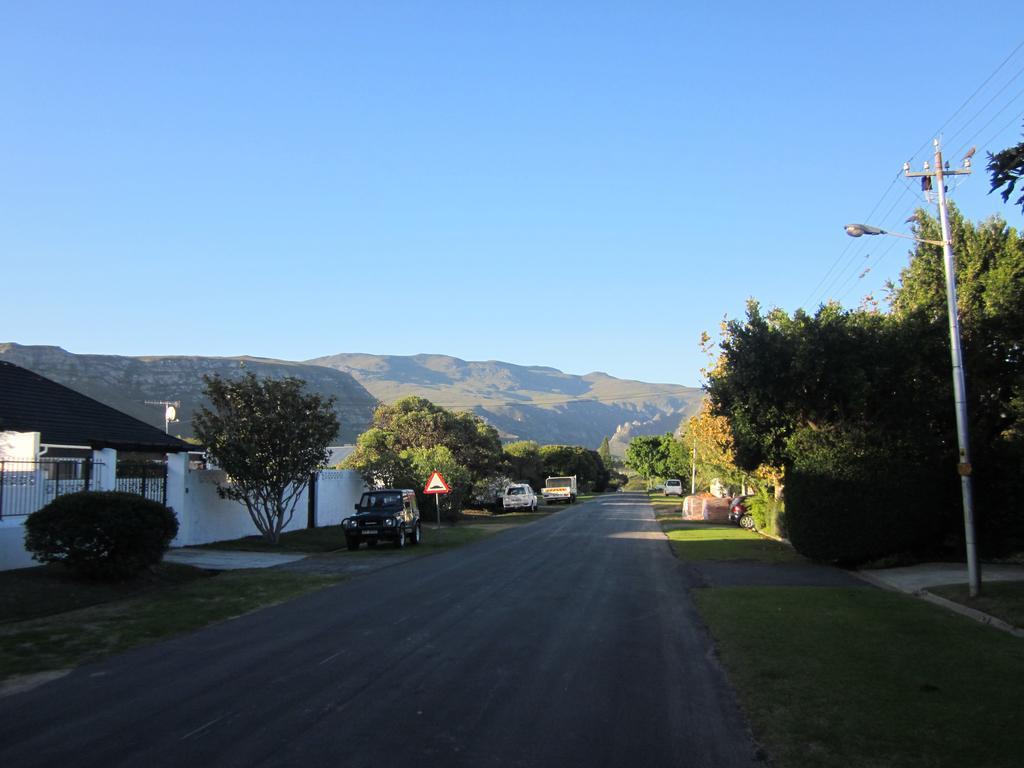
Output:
[{"xmin": 165, "ymin": 405, "xmax": 177, "ymax": 422}]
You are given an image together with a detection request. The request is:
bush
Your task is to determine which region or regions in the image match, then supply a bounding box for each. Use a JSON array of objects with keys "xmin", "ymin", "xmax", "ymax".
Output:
[
  {"xmin": 746, "ymin": 486, "xmax": 786, "ymax": 538},
  {"xmin": 24, "ymin": 491, "xmax": 179, "ymax": 580},
  {"xmin": 784, "ymin": 426, "xmax": 956, "ymax": 566}
]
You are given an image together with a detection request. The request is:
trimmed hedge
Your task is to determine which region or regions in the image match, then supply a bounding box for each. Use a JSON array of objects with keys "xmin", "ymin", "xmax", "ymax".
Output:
[
  {"xmin": 24, "ymin": 491, "xmax": 179, "ymax": 580},
  {"xmin": 784, "ymin": 426, "xmax": 956, "ymax": 565}
]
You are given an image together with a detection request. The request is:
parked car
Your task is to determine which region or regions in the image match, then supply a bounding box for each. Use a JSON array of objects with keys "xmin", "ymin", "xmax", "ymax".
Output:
[
  {"xmin": 502, "ymin": 483, "xmax": 538, "ymax": 512},
  {"xmin": 664, "ymin": 479, "xmax": 684, "ymax": 496},
  {"xmin": 343, "ymin": 488, "xmax": 421, "ymax": 550},
  {"xmin": 728, "ymin": 496, "xmax": 755, "ymax": 529}
]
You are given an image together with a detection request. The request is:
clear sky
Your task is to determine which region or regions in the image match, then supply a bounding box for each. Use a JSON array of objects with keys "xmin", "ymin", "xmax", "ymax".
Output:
[{"xmin": 3, "ymin": 2, "xmax": 1022, "ymax": 387}]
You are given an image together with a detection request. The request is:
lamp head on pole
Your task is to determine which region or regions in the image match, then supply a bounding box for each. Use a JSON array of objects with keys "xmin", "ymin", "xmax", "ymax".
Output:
[{"xmin": 844, "ymin": 223, "xmax": 885, "ymax": 238}]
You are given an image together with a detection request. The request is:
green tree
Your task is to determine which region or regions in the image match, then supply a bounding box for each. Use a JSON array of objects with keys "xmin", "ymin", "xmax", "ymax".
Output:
[
  {"xmin": 539, "ymin": 444, "xmax": 608, "ymax": 491},
  {"xmin": 987, "ymin": 124, "xmax": 1024, "ymax": 214},
  {"xmin": 406, "ymin": 445, "xmax": 471, "ymax": 523},
  {"xmin": 504, "ymin": 440, "xmax": 545, "ymax": 489},
  {"xmin": 624, "ymin": 435, "xmax": 670, "ymax": 486},
  {"xmin": 192, "ymin": 373, "xmax": 338, "ymax": 544},
  {"xmin": 344, "ymin": 396, "xmax": 506, "ymax": 515},
  {"xmin": 344, "ymin": 428, "xmax": 416, "ymax": 488},
  {"xmin": 597, "ymin": 436, "xmax": 612, "ymax": 466}
]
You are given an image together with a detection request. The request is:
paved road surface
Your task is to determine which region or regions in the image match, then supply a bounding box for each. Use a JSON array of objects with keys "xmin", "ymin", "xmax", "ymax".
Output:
[{"xmin": 0, "ymin": 494, "xmax": 759, "ymax": 768}]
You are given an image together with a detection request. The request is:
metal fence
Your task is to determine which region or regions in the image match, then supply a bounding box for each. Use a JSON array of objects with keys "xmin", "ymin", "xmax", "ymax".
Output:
[
  {"xmin": 0, "ymin": 458, "xmax": 168, "ymax": 518},
  {"xmin": 115, "ymin": 461, "xmax": 167, "ymax": 505},
  {"xmin": 0, "ymin": 458, "xmax": 102, "ymax": 519}
]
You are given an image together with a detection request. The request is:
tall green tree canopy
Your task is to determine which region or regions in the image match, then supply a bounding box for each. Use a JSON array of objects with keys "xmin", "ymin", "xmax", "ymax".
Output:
[
  {"xmin": 987, "ymin": 124, "xmax": 1024, "ymax": 214},
  {"xmin": 344, "ymin": 396, "xmax": 505, "ymax": 515},
  {"xmin": 707, "ymin": 206, "xmax": 1024, "ymax": 559},
  {"xmin": 193, "ymin": 373, "xmax": 338, "ymax": 543},
  {"xmin": 624, "ymin": 435, "xmax": 670, "ymax": 482}
]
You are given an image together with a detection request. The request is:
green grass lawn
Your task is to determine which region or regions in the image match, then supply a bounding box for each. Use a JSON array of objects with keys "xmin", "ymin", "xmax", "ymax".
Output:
[
  {"xmin": 660, "ymin": 520, "xmax": 803, "ymax": 563},
  {"xmin": 0, "ymin": 568, "xmax": 343, "ymax": 682},
  {"xmin": 0, "ymin": 562, "xmax": 212, "ymax": 624},
  {"xmin": 694, "ymin": 586, "xmax": 1024, "ymax": 768},
  {"xmin": 928, "ymin": 581, "xmax": 1024, "ymax": 629}
]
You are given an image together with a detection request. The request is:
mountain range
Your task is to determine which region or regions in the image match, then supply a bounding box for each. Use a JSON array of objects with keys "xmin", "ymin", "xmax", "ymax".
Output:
[{"xmin": 1, "ymin": 344, "xmax": 704, "ymax": 452}]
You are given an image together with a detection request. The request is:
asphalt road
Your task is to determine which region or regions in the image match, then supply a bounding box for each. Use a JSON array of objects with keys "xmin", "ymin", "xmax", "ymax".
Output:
[{"xmin": 0, "ymin": 493, "xmax": 760, "ymax": 768}]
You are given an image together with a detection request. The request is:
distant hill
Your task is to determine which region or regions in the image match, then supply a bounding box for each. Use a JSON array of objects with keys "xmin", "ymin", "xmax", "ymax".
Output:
[
  {"xmin": 307, "ymin": 353, "xmax": 703, "ymax": 453},
  {"xmin": 1, "ymin": 345, "xmax": 703, "ymax": 452},
  {"xmin": 0, "ymin": 344, "xmax": 378, "ymax": 443}
]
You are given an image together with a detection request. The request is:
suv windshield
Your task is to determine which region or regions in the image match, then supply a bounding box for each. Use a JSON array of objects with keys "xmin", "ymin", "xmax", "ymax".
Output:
[{"xmin": 359, "ymin": 492, "xmax": 403, "ymax": 510}]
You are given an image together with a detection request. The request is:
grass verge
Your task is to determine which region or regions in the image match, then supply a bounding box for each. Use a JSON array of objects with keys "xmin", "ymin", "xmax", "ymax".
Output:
[
  {"xmin": 660, "ymin": 520, "xmax": 802, "ymax": 563},
  {"xmin": 694, "ymin": 586, "xmax": 1024, "ymax": 768},
  {"xmin": 928, "ymin": 581, "xmax": 1024, "ymax": 629},
  {"xmin": 0, "ymin": 568, "xmax": 343, "ymax": 682}
]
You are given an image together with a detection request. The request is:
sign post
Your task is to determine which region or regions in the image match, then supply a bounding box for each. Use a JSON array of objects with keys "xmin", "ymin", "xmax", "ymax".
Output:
[{"xmin": 423, "ymin": 471, "xmax": 451, "ymax": 529}]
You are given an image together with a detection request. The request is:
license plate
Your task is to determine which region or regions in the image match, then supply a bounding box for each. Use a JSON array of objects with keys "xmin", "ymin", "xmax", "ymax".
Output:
[{"xmin": 361, "ymin": 529, "xmax": 378, "ymax": 535}]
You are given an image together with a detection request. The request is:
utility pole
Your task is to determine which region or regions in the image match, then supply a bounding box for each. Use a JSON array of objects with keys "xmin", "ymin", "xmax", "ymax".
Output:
[
  {"xmin": 690, "ymin": 439, "xmax": 697, "ymax": 495},
  {"xmin": 904, "ymin": 138, "xmax": 980, "ymax": 597}
]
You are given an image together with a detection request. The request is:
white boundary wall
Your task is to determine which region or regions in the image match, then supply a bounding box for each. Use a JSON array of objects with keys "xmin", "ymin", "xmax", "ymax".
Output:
[
  {"xmin": 1, "ymin": 456, "xmax": 366, "ymax": 570},
  {"xmin": 171, "ymin": 468, "xmax": 365, "ymax": 547}
]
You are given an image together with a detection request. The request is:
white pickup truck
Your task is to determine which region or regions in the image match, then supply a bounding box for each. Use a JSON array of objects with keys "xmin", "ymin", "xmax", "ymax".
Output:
[
  {"xmin": 542, "ymin": 475, "xmax": 577, "ymax": 504},
  {"xmin": 502, "ymin": 483, "xmax": 538, "ymax": 512}
]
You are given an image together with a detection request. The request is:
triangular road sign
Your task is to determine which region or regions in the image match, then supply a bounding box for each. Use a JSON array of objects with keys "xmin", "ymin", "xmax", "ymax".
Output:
[{"xmin": 424, "ymin": 471, "xmax": 451, "ymax": 494}]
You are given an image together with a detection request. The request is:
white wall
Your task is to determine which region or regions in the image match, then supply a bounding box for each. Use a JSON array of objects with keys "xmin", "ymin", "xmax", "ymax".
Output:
[
  {"xmin": 170, "ymin": 468, "xmax": 365, "ymax": 547},
  {"xmin": 0, "ymin": 518, "xmax": 35, "ymax": 570},
  {"xmin": 0, "ymin": 464, "xmax": 366, "ymax": 570}
]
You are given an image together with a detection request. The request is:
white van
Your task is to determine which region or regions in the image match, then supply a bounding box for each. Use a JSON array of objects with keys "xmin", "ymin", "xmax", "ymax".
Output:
[{"xmin": 664, "ymin": 479, "xmax": 684, "ymax": 497}]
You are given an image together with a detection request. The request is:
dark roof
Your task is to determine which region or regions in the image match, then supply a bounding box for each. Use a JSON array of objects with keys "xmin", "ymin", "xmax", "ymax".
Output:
[{"xmin": 0, "ymin": 361, "xmax": 193, "ymax": 453}]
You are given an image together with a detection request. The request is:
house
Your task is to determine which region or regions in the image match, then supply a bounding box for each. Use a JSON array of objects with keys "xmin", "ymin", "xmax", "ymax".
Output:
[
  {"xmin": 0, "ymin": 361, "xmax": 195, "ymax": 569},
  {"xmin": 0, "ymin": 360, "xmax": 193, "ymax": 459},
  {"xmin": 0, "ymin": 360, "xmax": 366, "ymax": 570}
]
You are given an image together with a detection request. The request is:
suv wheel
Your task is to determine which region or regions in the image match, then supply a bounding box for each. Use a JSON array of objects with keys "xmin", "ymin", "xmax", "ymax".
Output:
[
  {"xmin": 411, "ymin": 522, "xmax": 421, "ymax": 545},
  {"xmin": 739, "ymin": 513, "xmax": 756, "ymax": 530},
  {"xmin": 395, "ymin": 526, "xmax": 406, "ymax": 549},
  {"xmin": 345, "ymin": 536, "xmax": 360, "ymax": 551}
]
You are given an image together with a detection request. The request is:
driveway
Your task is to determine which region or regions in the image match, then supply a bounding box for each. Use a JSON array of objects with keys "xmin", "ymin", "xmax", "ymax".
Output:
[{"xmin": 0, "ymin": 494, "xmax": 760, "ymax": 768}]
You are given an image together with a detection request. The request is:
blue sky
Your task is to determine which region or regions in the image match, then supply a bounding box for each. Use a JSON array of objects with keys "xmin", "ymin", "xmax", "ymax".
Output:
[{"xmin": 3, "ymin": 2, "xmax": 1022, "ymax": 387}]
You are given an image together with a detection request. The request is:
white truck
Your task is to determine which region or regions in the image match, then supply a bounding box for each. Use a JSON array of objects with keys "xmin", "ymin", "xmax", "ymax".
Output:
[{"xmin": 542, "ymin": 475, "xmax": 578, "ymax": 504}]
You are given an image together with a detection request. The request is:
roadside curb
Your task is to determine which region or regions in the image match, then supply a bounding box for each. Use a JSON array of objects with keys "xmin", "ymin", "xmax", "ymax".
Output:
[{"xmin": 854, "ymin": 570, "xmax": 1024, "ymax": 638}]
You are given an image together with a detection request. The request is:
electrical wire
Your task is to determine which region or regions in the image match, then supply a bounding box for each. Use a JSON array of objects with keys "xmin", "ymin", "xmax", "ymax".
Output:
[{"xmin": 803, "ymin": 36, "xmax": 1024, "ymax": 312}]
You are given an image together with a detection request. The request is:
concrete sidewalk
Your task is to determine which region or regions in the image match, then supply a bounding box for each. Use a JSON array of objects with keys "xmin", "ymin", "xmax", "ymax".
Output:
[
  {"xmin": 859, "ymin": 562, "xmax": 1024, "ymax": 593},
  {"xmin": 164, "ymin": 548, "xmax": 308, "ymax": 570}
]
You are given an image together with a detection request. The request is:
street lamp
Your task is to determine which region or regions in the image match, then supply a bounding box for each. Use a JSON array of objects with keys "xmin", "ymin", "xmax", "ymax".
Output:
[{"xmin": 844, "ymin": 140, "xmax": 979, "ymax": 596}]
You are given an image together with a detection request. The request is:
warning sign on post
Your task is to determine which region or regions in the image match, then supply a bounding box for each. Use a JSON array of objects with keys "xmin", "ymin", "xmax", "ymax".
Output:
[{"xmin": 423, "ymin": 471, "xmax": 451, "ymax": 494}]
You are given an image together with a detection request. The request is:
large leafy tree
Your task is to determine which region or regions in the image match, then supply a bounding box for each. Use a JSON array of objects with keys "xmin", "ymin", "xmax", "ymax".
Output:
[
  {"xmin": 624, "ymin": 435, "xmax": 670, "ymax": 485},
  {"xmin": 987, "ymin": 124, "xmax": 1024, "ymax": 214},
  {"xmin": 344, "ymin": 396, "xmax": 505, "ymax": 511},
  {"xmin": 504, "ymin": 440, "xmax": 545, "ymax": 489},
  {"xmin": 539, "ymin": 444, "xmax": 608, "ymax": 491},
  {"xmin": 891, "ymin": 207, "xmax": 1024, "ymax": 546},
  {"xmin": 193, "ymin": 373, "xmax": 339, "ymax": 544}
]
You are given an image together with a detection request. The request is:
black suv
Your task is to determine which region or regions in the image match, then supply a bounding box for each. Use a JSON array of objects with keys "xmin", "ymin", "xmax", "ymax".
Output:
[{"xmin": 343, "ymin": 489, "xmax": 422, "ymax": 550}]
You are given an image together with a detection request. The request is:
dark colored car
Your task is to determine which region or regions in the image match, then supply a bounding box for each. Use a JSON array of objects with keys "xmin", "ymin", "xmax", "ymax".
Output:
[
  {"xmin": 343, "ymin": 489, "xmax": 422, "ymax": 550},
  {"xmin": 728, "ymin": 496, "xmax": 755, "ymax": 530}
]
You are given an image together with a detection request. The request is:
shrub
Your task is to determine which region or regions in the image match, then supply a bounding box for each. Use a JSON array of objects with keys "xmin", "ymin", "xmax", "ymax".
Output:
[
  {"xmin": 784, "ymin": 426, "xmax": 956, "ymax": 565},
  {"xmin": 24, "ymin": 491, "xmax": 179, "ymax": 580},
  {"xmin": 746, "ymin": 486, "xmax": 786, "ymax": 538}
]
